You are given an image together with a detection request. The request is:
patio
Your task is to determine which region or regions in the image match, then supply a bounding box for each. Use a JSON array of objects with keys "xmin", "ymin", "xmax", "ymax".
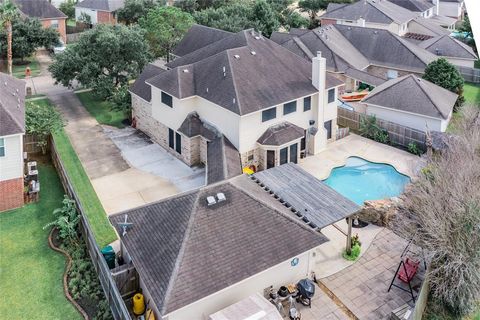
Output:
[{"xmin": 299, "ymin": 133, "xmax": 422, "ymax": 180}]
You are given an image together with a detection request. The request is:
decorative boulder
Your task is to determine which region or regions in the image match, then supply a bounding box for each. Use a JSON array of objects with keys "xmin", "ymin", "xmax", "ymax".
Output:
[{"xmin": 358, "ymin": 198, "xmax": 400, "ymax": 226}]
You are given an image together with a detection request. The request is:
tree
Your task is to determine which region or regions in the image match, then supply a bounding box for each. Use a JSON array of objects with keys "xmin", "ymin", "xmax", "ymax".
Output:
[
  {"xmin": 59, "ymin": 0, "xmax": 75, "ymax": 20},
  {"xmin": 25, "ymin": 100, "xmax": 64, "ymax": 153},
  {"xmin": 193, "ymin": 2, "xmax": 253, "ymax": 33},
  {"xmin": 281, "ymin": 8, "xmax": 309, "ymax": 29},
  {"xmin": 139, "ymin": 6, "xmax": 194, "ymax": 60},
  {"xmin": 298, "ymin": 0, "xmax": 351, "ymax": 27},
  {"xmin": 174, "ymin": 0, "xmax": 231, "ymax": 12},
  {"xmin": 395, "ymin": 104, "xmax": 480, "ymax": 317},
  {"xmin": 117, "ymin": 0, "xmax": 164, "ymax": 25},
  {"xmin": 0, "ymin": 0, "xmax": 19, "ymax": 75},
  {"xmin": 458, "ymin": 16, "xmax": 476, "ymax": 53},
  {"xmin": 423, "ymin": 58, "xmax": 464, "ymax": 110},
  {"xmin": 251, "ymin": 0, "xmax": 280, "ymax": 37},
  {"xmin": 49, "ymin": 24, "xmax": 150, "ymax": 102},
  {"xmin": 1, "ymin": 17, "xmax": 60, "ymax": 61}
]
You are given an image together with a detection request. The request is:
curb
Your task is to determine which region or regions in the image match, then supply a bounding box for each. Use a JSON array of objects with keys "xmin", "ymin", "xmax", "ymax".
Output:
[{"xmin": 48, "ymin": 228, "xmax": 90, "ymax": 320}]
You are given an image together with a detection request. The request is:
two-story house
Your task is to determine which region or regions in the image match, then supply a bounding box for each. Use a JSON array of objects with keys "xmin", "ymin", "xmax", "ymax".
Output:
[
  {"xmin": 432, "ymin": 0, "xmax": 465, "ymax": 20},
  {"xmin": 0, "ymin": 73, "xmax": 25, "ymax": 212},
  {"xmin": 130, "ymin": 29, "xmax": 343, "ymax": 175},
  {"xmin": 75, "ymin": 0, "xmax": 124, "ymax": 25}
]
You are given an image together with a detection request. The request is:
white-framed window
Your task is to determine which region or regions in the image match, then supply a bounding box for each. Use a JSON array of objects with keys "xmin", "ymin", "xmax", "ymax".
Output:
[
  {"xmin": 0, "ymin": 138, "xmax": 5, "ymax": 157},
  {"xmin": 51, "ymin": 19, "xmax": 59, "ymax": 29}
]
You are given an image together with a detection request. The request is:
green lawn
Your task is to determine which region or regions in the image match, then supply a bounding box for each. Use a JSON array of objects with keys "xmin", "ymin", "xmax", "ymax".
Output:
[
  {"xmin": 0, "ymin": 164, "xmax": 82, "ymax": 320},
  {"xmin": 52, "ymin": 129, "xmax": 117, "ymax": 248},
  {"xmin": 67, "ymin": 19, "xmax": 76, "ymax": 27},
  {"xmin": 76, "ymin": 91, "xmax": 128, "ymax": 128},
  {"xmin": 464, "ymin": 83, "xmax": 480, "ymax": 106},
  {"xmin": 12, "ymin": 56, "xmax": 41, "ymax": 79}
]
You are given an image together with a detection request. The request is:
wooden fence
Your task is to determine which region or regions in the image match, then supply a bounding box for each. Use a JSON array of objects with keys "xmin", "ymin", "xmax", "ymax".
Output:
[
  {"xmin": 457, "ymin": 66, "xmax": 480, "ymax": 83},
  {"xmin": 112, "ymin": 264, "xmax": 139, "ymax": 299},
  {"xmin": 337, "ymin": 107, "xmax": 426, "ymax": 150},
  {"xmin": 50, "ymin": 137, "xmax": 132, "ymax": 320},
  {"xmin": 24, "ymin": 134, "xmax": 46, "ymax": 154}
]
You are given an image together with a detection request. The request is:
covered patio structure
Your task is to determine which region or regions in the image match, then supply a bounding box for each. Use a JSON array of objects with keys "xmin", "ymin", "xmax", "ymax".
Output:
[{"xmin": 253, "ymin": 163, "xmax": 360, "ymax": 254}]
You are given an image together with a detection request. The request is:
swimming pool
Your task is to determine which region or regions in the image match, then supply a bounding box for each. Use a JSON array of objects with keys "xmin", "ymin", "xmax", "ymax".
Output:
[{"xmin": 323, "ymin": 157, "xmax": 410, "ymax": 205}]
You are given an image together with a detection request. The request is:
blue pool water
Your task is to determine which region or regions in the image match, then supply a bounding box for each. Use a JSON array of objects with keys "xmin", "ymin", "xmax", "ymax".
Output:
[{"xmin": 323, "ymin": 157, "xmax": 410, "ymax": 205}]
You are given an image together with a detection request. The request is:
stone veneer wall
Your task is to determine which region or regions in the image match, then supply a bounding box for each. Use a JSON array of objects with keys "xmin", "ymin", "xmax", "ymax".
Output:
[{"xmin": 0, "ymin": 177, "xmax": 24, "ymax": 212}]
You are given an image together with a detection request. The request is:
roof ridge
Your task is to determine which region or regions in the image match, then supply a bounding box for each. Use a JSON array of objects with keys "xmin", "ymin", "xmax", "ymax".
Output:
[
  {"xmin": 225, "ymin": 48, "xmax": 242, "ymax": 114},
  {"xmin": 367, "ymin": 1, "xmax": 395, "ymax": 22},
  {"xmin": 414, "ymin": 75, "xmax": 450, "ymax": 119},
  {"xmin": 220, "ymin": 135, "xmax": 229, "ymax": 179},
  {"xmin": 446, "ymin": 35, "xmax": 478, "ymax": 58},
  {"xmin": 161, "ymin": 191, "xmax": 202, "ymax": 315}
]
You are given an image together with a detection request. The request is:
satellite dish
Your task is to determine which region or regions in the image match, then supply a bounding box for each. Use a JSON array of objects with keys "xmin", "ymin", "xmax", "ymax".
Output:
[{"xmin": 118, "ymin": 214, "xmax": 133, "ymax": 236}]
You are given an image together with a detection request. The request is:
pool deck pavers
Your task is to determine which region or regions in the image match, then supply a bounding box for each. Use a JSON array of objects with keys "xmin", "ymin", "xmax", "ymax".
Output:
[{"xmin": 299, "ymin": 133, "xmax": 423, "ymax": 180}]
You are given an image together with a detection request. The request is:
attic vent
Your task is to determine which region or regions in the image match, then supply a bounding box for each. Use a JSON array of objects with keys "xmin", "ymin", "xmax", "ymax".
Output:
[
  {"xmin": 347, "ymin": 26, "xmax": 351, "ymax": 30},
  {"xmin": 435, "ymin": 48, "xmax": 442, "ymax": 55},
  {"xmin": 251, "ymin": 51, "xmax": 256, "ymax": 55},
  {"xmin": 234, "ymin": 54, "xmax": 240, "ymax": 59},
  {"xmin": 183, "ymin": 69, "xmax": 189, "ymax": 73},
  {"xmin": 206, "ymin": 87, "xmax": 209, "ymax": 93},
  {"xmin": 373, "ymin": 30, "xmax": 378, "ymax": 34},
  {"xmin": 206, "ymin": 196, "xmax": 216, "ymax": 206},
  {"xmin": 216, "ymin": 193, "xmax": 226, "ymax": 202}
]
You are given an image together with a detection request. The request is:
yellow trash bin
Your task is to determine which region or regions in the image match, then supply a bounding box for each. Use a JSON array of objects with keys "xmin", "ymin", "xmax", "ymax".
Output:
[{"xmin": 133, "ymin": 293, "xmax": 145, "ymax": 315}]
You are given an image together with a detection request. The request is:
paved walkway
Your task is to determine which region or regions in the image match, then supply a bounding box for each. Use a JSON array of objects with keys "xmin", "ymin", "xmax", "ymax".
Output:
[
  {"xmin": 299, "ymin": 134, "xmax": 423, "ymax": 180},
  {"xmin": 320, "ymin": 229, "xmax": 425, "ymax": 320}
]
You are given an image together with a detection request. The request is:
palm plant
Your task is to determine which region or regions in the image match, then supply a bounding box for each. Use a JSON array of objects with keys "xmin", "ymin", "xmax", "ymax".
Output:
[{"xmin": 0, "ymin": 0, "xmax": 18, "ymax": 75}]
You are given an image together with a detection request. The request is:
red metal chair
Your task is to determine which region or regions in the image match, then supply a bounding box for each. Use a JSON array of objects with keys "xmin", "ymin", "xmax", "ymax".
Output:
[{"xmin": 398, "ymin": 258, "xmax": 420, "ymax": 283}]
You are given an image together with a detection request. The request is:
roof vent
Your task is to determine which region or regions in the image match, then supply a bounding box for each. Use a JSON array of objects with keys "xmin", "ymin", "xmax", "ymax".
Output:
[
  {"xmin": 206, "ymin": 87, "xmax": 209, "ymax": 93},
  {"xmin": 223, "ymin": 66, "xmax": 226, "ymax": 77},
  {"xmin": 206, "ymin": 196, "xmax": 216, "ymax": 206},
  {"xmin": 255, "ymin": 36, "xmax": 261, "ymax": 40},
  {"xmin": 234, "ymin": 54, "xmax": 240, "ymax": 59},
  {"xmin": 183, "ymin": 69, "xmax": 189, "ymax": 73},
  {"xmin": 216, "ymin": 192, "xmax": 226, "ymax": 202},
  {"xmin": 374, "ymin": 30, "xmax": 378, "ymax": 34},
  {"xmin": 250, "ymin": 51, "xmax": 256, "ymax": 55},
  {"xmin": 233, "ymin": 97, "xmax": 236, "ymax": 104}
]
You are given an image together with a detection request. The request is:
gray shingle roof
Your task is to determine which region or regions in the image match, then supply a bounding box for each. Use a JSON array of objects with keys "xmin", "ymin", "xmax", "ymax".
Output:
[
  {"xmin": 0, "ymin": 72, "xmax": 25, "ymax": 136},
  {"xmin": 151, "ymin": 29, "xmax": 343, "ymax": 116},
  {"xmin": 253, "ymin": 163, "xmax": 360, "ymax": 229},
  {"xmin": 411, "ymin": 17, "xmax": 453, "ymax": 36},
  {"xmin": 172, "ymin": 24, "xmax": 233, "ymax": 57},
  {"xmin": 344, "ymin": 67, "xmax": 387, "ymax": 86},
  {"xmin": 361, "ymin": 74, "xmax": 457, "ymax": 119},
  {"xmin": 323, "ymin": 0, "xmax": 417, "ymax": 24},
  {"xmin": 257, "ymin": 121, "xmax": 305, "ymax": 146},
  {"xmin": 334, "ymin": 25, "xmax": 436, "ymax": 72},
  {"xmin": 129, "ymin": 63, "xmax": 165, "ymax": 102},
  {"xmin": 178, "ymin": 112, "xmax": 217, "ymax": 140},
  {"xmin": 206, "ymin": 135, "xmax": 242, "ymax": 184},
  {"xmin": 13, "ymin": 0, "xmax": 67, "ymax": 19},
  {"xmin": 428, "ymin": 15, "xmax": 457, "ymax": 28},
  {"xmin": 109, "ymin": 179, "xmax": 327, "ymax": 315},
  {"xmin": 386, "ymin": 0, "xmax": 434, "ymax": 12},
  {"xmin": 419, "ymin": 34, "xmax": 478, "ymax": 60},
  {"xmin": 75, "ymin": 0, "xmax": 124, "ymax": 12}
]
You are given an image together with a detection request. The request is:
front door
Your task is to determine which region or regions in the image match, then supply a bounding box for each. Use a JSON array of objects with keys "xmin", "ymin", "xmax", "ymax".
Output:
[{"xmin": 267, "ymin": 150, "xmax": 275, "ymax": 169}]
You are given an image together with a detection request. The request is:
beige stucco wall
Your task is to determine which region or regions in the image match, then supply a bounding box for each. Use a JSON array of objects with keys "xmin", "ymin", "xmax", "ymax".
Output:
[
  {"xmin": 445, "ymin": 57, "xmax": 475, "ymax": 68},
  {"xmin": 162, "ymin": 248, "xmax": 316, "ymax": 320},
  {"xmin": 0, "ymin": 134, "xmax": 23, "ymax": 181}
]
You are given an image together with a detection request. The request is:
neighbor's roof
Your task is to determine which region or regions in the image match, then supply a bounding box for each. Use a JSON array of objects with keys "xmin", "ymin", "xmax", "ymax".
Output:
[
  {"xmin": 13, "ymin": 0, "xmax": 67, "ymax": 19},
  {"xmin": 172, "ymin": 24, "xmax": 233, "ymax": 57},
  {"xmin": 150, "ymin": 29, "xmax": 343, "ymax": 116},
  {"xmin": 428, "ymin": 15, "xmax": 457, "ymax": 28},
  {"xmin": 344, "ymin": 67, "xmax": 387, "ymax": 86},
  {"xmin": 253, "ymin": 163, "xmax": 360, "ymax": 229},
  {"xmin": 334, "ymin": 25, "xmax": 436, "ymax": 72},
  {"xmin": 257, "ymin": 122, "xmax": 305, "ymax": 146},
  {"xmin": 386, "ymin": 0, "xmax": 434, "ymax": 12},
  {"xmin": 362, "ymin": 74, "xmax": 457, "ymax": 119},
  {"xmin": 410, "ymin": 17, "xmax": 452, "ymax": 36},
  {"xmin": 75, "ymin": 0, "xmax": 124, "ymax": 12},
  {"xmin": 0, "ymin": 72, "xmax": 25, "ymax": 136},
  {"xmin": 323, "ymin": 0, "xmax": 417, "ymax": 25},
  {"xmin": 129, "ymin": 63, "xmax": 165, "ymax": 102},
  {"xmin": 206, "ymin": 135, "xmax": 242, "ymax": 184},
  {"xmin": 109, "ymin": 179, "xmax": 327, "ymax": 316},
  {"xmin": 419, "ymin": 34, "xmax": 478, "ymax": 60}
]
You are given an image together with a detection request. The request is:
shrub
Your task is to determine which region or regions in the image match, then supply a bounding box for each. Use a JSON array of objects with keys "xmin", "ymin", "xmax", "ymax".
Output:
[
  {"xmin": 343, "ymin": 244, "xmax": 361, "ymax": 261},
  {"xmin": 44, "ymin": 195, "xmax": 80, "ymax": 247},
  {"xmin": 407, "ymin": 142, "xmax": 422, "ymax": 156},
  {"xmin": 359, "ymin": 115, "xmax": 390, "ymax": 144}
]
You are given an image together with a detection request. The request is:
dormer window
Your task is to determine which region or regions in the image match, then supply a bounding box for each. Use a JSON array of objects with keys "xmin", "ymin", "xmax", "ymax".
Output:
[{"xmin": 161, "ymin": 92, "xmax": 173, "ymax": 108}]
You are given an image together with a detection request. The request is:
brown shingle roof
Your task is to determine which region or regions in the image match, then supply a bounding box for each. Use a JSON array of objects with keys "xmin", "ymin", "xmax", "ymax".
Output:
[
  {"xmin": 257, "ymin": 121, "xmax": 305, "ymax": 146},
  {"xmin": 129, "ymin": 63, "xmax": 165, "ymax": 102},
  {"xmin": 0, "ymin": 72, "xmax": 25, "ymax": 136},
  {"xmin": 109, "ymin": 179, "xmax": 327, "ymax": 315},
  {"xmin": 13, "ymin": 0, "xmax": 67, "ymax": 19},
  {"xmin": 75, "ymin": 0, "xmax": 124, "ymax": 12},
  {"xmin": 206, "ymin": 135, "xmax": 242, "ymax": 184},
  {"xmin": 172, "ymin": 24, "xmax": 233, "ymax": 57},
  {"xmin": 419, "ymin": 34, "xmax": 478, "ymax": 60}
]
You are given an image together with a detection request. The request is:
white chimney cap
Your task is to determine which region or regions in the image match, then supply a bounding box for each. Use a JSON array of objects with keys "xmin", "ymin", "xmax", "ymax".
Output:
[
  {"xmin": 316, "ymin": 51, "xmax": 322, "ymax": 58},
  {"xmin": 206, "ymin": 196, "xmax": 216, "ymax": 206},
  {"xmin": 216, "ymin": 193, "xmax": 226, "ymax": 202}
]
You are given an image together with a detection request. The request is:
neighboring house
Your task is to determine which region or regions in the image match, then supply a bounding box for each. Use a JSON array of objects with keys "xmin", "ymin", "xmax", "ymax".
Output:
[
  {"xmin": 75, "ymin": 0, "xmax": 124, "ymax": 25},
  {"xmin": 432, "ymin": 0, "xmax": 465, "ymax": 20},
  {"xmin": 418, "ymin": 34, "xmax": 478, "ymax": 67},
  {"xmin": 320, "ymin": 0, "xmax": 418, "ymax": 36},
  {"xmin": 361, "ymin": 74, "xmax": 457, "ymax": 132},
  {"xmin": 406, "ymin": 16, "xmax": 452, "ymax": 39},
  {"xmin": 387, "ymin": 0, "xmax": 436, "ymax": 18},
  {"xmin": 130, "ymin": 28, "xmax": 344, "ymax": 174},
  {"xmin": 0, "ymin": 73, "xmax": 25, "ymax": 212},
  {"xmin": 13, "ymin": 0, "xmax": 67, "ymax": 43},
  {"xmin": 271, "ymin": 25, "xmax": 436, "ymax": 91},
  {"xmin": 109, "ymin": 163, "xmax": 359, "ymax": 320}
]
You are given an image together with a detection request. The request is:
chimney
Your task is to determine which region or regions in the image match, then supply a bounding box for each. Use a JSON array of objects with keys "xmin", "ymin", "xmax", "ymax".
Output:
[
  {"xmin": 358, "ymin": 17, "xmax": 366, "ymax": 27},
  {"xmin": 312, "ymin": 51, "xmax": 326, "ymax": 92},
  {"xmin": 311, "ymin": 51, "xmax": 327, "ymax": 154}
]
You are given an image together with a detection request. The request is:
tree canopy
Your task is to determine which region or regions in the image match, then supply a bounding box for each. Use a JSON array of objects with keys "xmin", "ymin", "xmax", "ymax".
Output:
[
  {"xmin": 49, "ymin": 24, "xmax": 150, "ymax": 101},
  {"xmin": 423, "ymin": 58, "xmax": 464, "ymax": 109},
  {"xmin": 298, "ymin": 0, "xmax": 351, "ymax": 27},
  {"xmin": 59, "ymin": 0, "xmax": 75, "ymax": 20},
  {"xmin": 139, "ymin": 6, "xmax": 194, "ymax": 59},
  {"xmin": 0, "ymin": 17, "xmax": 60, "ymax": 61},
  {"xmin": 117, "ymin": 0, "xmax": 165, "ymax": 25},
  {"xmin": 25, "ymin": 100, "xmax": 64, "ymax": 153}
]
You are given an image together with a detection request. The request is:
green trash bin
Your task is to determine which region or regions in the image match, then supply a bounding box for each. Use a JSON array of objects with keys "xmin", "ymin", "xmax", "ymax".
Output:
[{"xmin": 101, "ymin": 245, "xmax": 116, "ymax": 269}]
